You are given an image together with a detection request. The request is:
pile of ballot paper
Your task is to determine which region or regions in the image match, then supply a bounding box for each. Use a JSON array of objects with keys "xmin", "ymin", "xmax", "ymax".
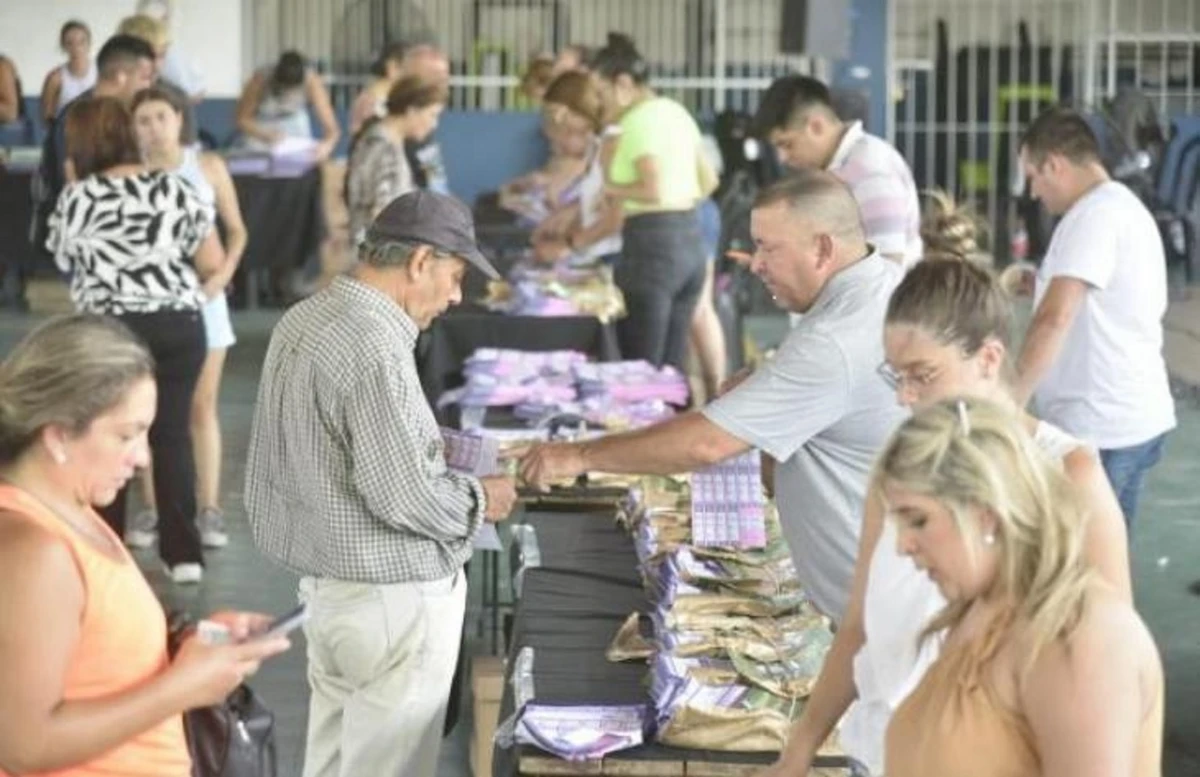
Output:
[
  {"xmin": 483, "ymin": 259, "xmax": 626, "ymax": 323},
  {"xmin": 438, "ymin": 349, "xmax": 587, "ymax": 409},
  {"xmin": 614, "ymin": 463, "xmax": 833, "ymax": 752},
  {"xmin": 438, "ymin": 348, "xmax": 690, "ymax": 432}
]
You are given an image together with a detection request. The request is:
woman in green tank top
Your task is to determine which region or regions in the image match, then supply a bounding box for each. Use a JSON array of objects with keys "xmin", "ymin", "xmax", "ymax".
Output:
[{"xmin": 591, "ymin": 33, "xmax": 719, "ymax": 374}]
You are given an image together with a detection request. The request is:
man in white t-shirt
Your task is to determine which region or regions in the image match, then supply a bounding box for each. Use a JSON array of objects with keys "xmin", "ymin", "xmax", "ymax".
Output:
[
  {"xmin": 753, "ymin": 75, "xmax": 922, "ymax": 269},
  {"xmin": 1015, "ymin": 107, "xmax": 1176, "ymax": 530}
]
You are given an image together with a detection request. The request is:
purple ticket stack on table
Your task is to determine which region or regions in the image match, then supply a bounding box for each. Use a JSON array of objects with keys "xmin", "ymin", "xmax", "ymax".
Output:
[
  {"xmin": 574, "ymin": 361, "xmax": 690, "ymax": 407},
  {"xmin": 499, "ymin": 647, "xmax": 650, "ymax": 762},
  {"xmin": 690, "ymin": 451, "xmax": 767, "ymax": 550},
  {"xmin": 439, "ymin": 349, "xmax": 689, "ymax": 433}
]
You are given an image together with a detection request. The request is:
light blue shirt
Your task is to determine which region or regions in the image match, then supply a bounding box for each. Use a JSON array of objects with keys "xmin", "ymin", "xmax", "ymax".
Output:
[{"xmin": 703, "ymin": 251, "xmax": 907, "ymax": 621}]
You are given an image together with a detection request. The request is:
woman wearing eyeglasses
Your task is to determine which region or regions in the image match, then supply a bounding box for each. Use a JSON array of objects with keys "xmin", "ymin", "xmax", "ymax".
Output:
[{"xmin": 758, "ymin": 198, "xmax": 1130, "ymax": 777}]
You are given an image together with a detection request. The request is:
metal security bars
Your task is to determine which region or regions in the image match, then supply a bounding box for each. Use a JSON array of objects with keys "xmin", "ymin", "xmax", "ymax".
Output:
[
  {"xmin": 889, "ymin": 0, "xmax": 1199, "ymax": 264},
  {"xmin": 247, "ymin": 0, "xmax": 821, "ymax": 117}
]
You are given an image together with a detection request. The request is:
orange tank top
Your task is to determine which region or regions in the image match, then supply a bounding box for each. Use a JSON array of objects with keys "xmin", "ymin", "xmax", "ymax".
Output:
[
  {"xmin": 884, "ymin": 613, "xmax": 1040, "ymax": 777},
  {"xmin": 0, "ymin": 485, "xmax": 191, "ymax": 777}
]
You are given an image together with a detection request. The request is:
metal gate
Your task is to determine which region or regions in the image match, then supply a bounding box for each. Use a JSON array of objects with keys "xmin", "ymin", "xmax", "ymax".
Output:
[
  {"xmin": 889, "ymin": 0, "xmax": 1199, "ymax": 264},
  {"xmin": 247, "ymin": 0, "xmax": 821, "ymax": 117}
]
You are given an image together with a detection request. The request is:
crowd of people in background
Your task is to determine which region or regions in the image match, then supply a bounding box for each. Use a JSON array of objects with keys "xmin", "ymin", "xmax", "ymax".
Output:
[{"xmin": 0, "ymin": 13, "xmax": 1179, "ymax": 777}]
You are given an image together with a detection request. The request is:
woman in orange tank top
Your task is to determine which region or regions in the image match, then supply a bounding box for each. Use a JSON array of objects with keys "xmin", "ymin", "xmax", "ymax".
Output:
[
  {"xmin": 0, "ymin": 315, "xmax": 290, "ymax": 777},
  {"xmin": 878, "ymin": 397, "xmax": 1163, "ymax": 777}
]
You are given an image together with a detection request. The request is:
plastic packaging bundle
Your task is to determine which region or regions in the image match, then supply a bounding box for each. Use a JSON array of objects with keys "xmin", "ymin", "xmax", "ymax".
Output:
[
  {"xmin": 574, "ymin": 361, "xmax": 690, "ymax": 406},
  {"xmin": 648, "ymin": 654, "xmax": 799, "ymax": 752},
  {"xmin": 437, "ymin": 349, "xmax": 586, "ymax": 409},
  {"xmin": 484, "ymin": 260, "xmax": 626, "ymax": 322}
]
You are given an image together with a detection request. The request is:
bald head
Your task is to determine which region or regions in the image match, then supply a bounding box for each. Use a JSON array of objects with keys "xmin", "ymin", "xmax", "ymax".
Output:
[
  {"xmin": 755, "ymin": 170, "xmax": 867, "ymax": 250},
  {"xmin": 403, "ymin": 44, "xmax": 450, "ymax": 86}
]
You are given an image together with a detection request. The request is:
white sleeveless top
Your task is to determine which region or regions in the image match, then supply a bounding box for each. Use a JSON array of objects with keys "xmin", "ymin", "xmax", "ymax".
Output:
[
  {"xmin": 174, "ymin": 146, "xmax": 215, "ymax": 207},
  {"xmin": 243, "ymin": 68, "xmax": 313, "ymax": 150},
  {"xmin": 576, "ymin": 133, "xmax": 623, "ymax": 262},
  {"xmin": 58, "ymin": 62, "xmax": 97, "ymax": 111},
  {"xmin": 841, "ymin": 419, "xmax": 1082, "ymax": 775}
]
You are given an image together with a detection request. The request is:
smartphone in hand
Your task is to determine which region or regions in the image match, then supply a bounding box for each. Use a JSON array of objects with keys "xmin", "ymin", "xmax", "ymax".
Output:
[{"xmin": 246, "ymin": 604, "xmax": 309, "ymax": 642}]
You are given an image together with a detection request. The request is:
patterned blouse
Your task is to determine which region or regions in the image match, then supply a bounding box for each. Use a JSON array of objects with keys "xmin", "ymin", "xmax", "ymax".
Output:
[
  {"xmin": 346, "ymin": 121, "xmax": 414, "ymax": 246},
  {"xmin": 47, "ymin": 171, "xmax": 213, "ymax": 315}
]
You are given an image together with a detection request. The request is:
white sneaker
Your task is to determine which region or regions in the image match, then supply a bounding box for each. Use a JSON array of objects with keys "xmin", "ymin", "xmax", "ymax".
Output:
[
  {"xmin": 124, "ymin": 509, "xmax": 158, "ymax": 549},
  {"xmin": 197, "ymin": 507, "xmax": 229, "ymax": 549},
  {"xmin": 170, "ymin": 563, "xmax": 204, "ymax": 585}
]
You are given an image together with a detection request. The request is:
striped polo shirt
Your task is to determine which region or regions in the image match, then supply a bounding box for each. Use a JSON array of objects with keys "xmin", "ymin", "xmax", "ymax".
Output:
[{"xmin": 828, "ymin": 121, "xmax": 922, "ymax": 268}]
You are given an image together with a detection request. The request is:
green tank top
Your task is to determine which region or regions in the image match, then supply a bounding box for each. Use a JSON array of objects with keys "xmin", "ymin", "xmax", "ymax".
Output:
[{"xmin": 608, "ymin": 96, "xmax": 703, "ymax": 214}]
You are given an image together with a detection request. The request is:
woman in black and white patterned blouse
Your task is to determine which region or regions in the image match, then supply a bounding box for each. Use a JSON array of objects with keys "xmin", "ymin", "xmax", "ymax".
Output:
[{"xmin": 47, "ymin": 95, "xmax": 223, "ymax": 584}]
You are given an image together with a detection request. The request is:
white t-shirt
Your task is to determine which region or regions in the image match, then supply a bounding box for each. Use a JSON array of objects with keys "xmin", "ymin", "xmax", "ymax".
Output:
[{"xmin": 1032, "ymin": 180, "xmax": 1176, "ymax": 450}]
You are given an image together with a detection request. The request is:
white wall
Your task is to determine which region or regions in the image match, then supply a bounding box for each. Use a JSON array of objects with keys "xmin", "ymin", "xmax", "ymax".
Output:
[{"xmin": 0, "ymin": 0, "xmax": 245, "ymax": 98}]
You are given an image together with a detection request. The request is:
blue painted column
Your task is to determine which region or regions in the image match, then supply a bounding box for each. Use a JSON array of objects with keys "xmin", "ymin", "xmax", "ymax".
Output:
[{"xmin": 830, "ymin": 0, "xmax": 891, "ymax": 138}]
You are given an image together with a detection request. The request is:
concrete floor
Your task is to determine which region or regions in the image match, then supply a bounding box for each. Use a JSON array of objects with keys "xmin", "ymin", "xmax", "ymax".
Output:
[{"xmin": 0, "ymin": 307, "xmax": 1196, "ymax": 776}]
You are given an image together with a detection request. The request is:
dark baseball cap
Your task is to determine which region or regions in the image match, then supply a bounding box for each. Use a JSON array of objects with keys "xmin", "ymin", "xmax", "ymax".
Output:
[{"xmin": 365, "ymin": 190, "xmax": 500, "ymax": 279}]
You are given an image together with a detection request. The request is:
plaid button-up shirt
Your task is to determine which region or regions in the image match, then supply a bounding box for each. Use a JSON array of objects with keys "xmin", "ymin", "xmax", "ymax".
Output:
[{"xmin": 245, "ymin": 276, "xmax": 486, "ymax": 583}]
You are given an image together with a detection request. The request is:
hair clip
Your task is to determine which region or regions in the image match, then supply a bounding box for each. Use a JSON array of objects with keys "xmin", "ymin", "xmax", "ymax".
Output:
[{"xmin": 956, "ymin": 399, "xmax": 971, "ymax": 437}]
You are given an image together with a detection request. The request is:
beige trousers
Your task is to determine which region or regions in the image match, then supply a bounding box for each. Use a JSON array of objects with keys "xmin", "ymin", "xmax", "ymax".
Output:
[{"xmin": 298, "ymin": 571, "xmax": 466, "ymax": 777}]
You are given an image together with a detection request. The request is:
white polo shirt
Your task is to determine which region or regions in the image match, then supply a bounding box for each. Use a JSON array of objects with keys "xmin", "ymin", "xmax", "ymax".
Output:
[{"xmin": 1032, "ymin": 180, "xmax": 1176, "ymax": 450}]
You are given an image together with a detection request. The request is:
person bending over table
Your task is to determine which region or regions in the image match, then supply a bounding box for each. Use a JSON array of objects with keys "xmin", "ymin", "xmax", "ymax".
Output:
[
  {"xmin": 245, "ymin": 191, "xmax": 518, "ymax": 777},
  {"xmin": 498, "ymin": 104, "xmax": 591, "ymax": 225},
  {"xmin": 127, "ymin": 85, "xmax": 249, "ymax": 554},
  {"xmin": 590, "ymin": 33, "xmax": 719, "ymax": 371},
  {"xmin": 235, "ymin": 50, "xmax": 340, "ymax": 160},
  {"xmin": 878, "ymin": 398, "xmax": 1162, "ymax": 777},
  {"xmin": 761, "ymin": 248, "xmax": 1131, "ymax": 777},
  {"xmin": 519, "ymin": 171, "xmax": 907, "ymax": 622},
  {"xmin": 530, "ymin": 71, "xmax": 623, "ymax": 265},
  {"xmin": 0, "ymin": 314, "xmax": 289, "ymax": 777}
]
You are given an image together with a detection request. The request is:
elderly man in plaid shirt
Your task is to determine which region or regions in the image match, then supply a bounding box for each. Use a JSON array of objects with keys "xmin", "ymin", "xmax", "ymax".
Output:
[{"xmin": 245, "ymin": 191, "xmax": 518, "ymax": 777}]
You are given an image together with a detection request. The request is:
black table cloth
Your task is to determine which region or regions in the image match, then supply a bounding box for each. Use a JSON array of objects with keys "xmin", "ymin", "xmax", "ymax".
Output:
[
  {"xmin": 231, "ymin": 168, "xmax": 326, "ymax": 307},
  {"xmin": 0, "ymin": 168, "xmax": 44, "ymax": 281},
  {"xmin": 491, "ymin": 504, "xmax": 862, "ymax": 776}
]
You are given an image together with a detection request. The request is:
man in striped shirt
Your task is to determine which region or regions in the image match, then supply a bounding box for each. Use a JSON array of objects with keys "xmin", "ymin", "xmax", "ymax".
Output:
[{"xmin": 755, "ymin": 75, "xmax": 922, "ymax": 269}]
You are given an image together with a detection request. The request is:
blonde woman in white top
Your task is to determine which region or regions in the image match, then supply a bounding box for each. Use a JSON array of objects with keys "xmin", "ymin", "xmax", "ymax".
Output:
[{"xmin": 758, "ymin": 208, "xmax": 1131, "ymax": 777}]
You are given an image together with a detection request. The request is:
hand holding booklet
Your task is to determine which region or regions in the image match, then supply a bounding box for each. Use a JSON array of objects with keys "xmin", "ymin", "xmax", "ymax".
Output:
[{"xmin": 441, "ymin": 428, "xmax": 506, "ymax": 550}]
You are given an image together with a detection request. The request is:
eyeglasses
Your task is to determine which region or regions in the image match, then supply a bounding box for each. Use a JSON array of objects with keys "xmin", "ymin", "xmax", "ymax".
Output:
[{"xmin": 877, "ymin": 361, "xmax": 942, "ymax": 391}]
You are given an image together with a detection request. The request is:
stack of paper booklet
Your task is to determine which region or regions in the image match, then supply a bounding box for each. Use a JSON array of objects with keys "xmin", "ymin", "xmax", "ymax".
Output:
[{"xmin": 616, "ymin": 468, "xmax": 834, "ymax": 752}]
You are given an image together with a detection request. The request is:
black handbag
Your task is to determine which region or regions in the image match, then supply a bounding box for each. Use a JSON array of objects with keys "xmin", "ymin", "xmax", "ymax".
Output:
[{"xmin": 167, "ymin": 612, "xmax": 279, "ymax": 777}]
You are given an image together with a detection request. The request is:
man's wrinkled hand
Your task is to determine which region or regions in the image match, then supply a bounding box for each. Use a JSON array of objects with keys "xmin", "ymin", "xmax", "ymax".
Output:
[
  {"xmin": 518, "ymin": 442, "xmax": 587, "ymax": 490},
  {"xmin": 479, "ymin": 476, "xmax": 518, "ymax": 522}
]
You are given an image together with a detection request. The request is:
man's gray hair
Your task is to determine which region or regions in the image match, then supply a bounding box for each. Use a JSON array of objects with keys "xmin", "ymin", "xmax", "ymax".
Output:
[
  {"xmin": 358, "ymin": 238, "xmax": 425, "ymax": 269},
  {"xmin": 753, "ymin": 169, "xmax": 866, "ymax": 243}
]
